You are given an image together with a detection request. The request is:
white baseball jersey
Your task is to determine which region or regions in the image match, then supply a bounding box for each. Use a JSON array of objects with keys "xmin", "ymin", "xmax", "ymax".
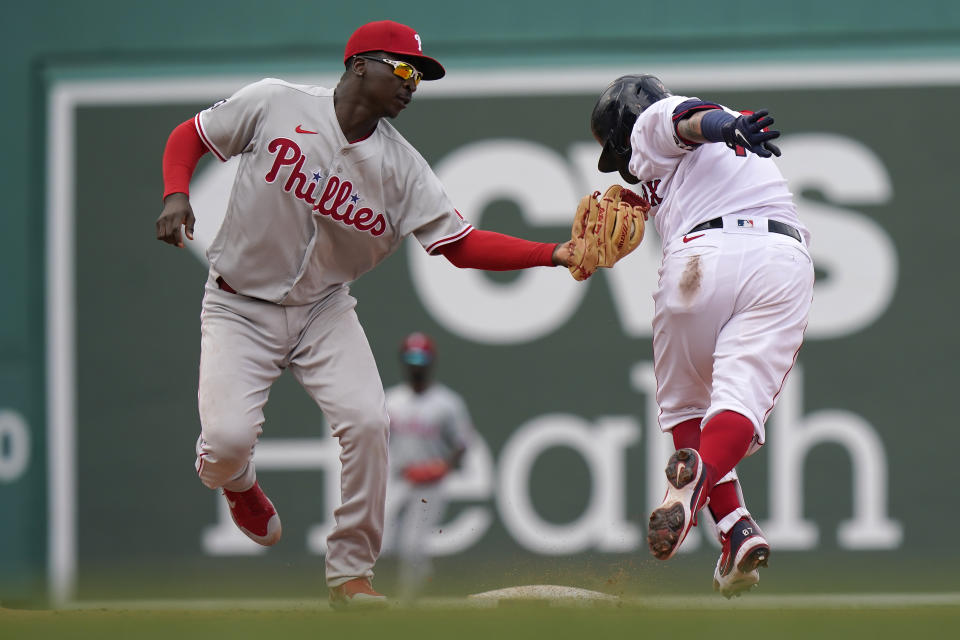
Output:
[
  {"xmin": 195, "ymin": 78, "xmax": 472, "ymax": 305},
  {"xmin": 631, "ymin": 95, "xmax": 815, "ymax": 448},
  {"xmin": 385, "ymin": 382, "xmax": 473, "ymax": 472},
  {"xmin": 628, "ymin": 95, "xmax": 810, "ymax": 247}
]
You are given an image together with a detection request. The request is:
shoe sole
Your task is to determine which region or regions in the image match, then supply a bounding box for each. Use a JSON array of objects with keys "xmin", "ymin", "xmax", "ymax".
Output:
[
  {"xmin": 647, "ymin": 449, "xmax": 706, "ymax": 561},
  {"xmin": 738, "ymin": 541, "xmax": 770, "ymax": 573}
]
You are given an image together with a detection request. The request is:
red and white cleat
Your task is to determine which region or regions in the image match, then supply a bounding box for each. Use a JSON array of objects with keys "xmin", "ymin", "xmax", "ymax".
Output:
[
  {"xmin": 223, "ymin": 481, "xmax": 282, "ymax": 546},
  {"xmin": 647, "ymin": 448, "xmax": 709, "ymax": 561},
  {"xmin": 713, "ymin": 516, "xmax": 770, "ymax": 598}
]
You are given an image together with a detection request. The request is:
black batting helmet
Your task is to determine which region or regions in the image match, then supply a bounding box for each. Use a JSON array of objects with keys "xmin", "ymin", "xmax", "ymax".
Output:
[{"xmin": 591, "ymin": 74, "xmax": 671, "ymax": 177}]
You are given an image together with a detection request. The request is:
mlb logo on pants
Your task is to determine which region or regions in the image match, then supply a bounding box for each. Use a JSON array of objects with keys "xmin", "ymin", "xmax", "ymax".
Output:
[{"xmin": 737, "ymin": 219, "xmax": 754, "ymax": 228}]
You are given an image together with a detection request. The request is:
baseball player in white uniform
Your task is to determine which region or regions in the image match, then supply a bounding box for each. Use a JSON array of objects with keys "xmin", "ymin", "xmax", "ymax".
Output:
[
  {"xmin": 382, "ymin": 332, "xmax": 474, "ymax": 602},
  {"xmin": 155, "ymin": 20, "xmax": 577, "ymax": 609},
  {"xmin": 590, "ymin": 75, "xmax": 814, "ymax": 597}
]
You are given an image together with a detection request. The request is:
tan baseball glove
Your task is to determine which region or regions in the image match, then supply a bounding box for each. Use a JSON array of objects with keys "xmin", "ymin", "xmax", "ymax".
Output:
[{"xmin": 568, "ymin": 185, "xmax": 649, "ymax": 281}]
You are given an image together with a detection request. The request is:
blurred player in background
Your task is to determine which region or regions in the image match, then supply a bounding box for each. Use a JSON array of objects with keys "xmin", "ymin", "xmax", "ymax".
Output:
[{"xmin": 384, "ymin": 332, "xmax": 474, "ymax": 603}]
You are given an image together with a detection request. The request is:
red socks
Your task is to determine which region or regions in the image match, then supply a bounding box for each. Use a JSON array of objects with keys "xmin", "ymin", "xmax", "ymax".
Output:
[
  {"xmin": 698, "ymin": 410, "xmax": 755, "ymax": 488},
  {"xmin": 671, "ymin": 418, "xmax": 701, "ymax": 451},
  {"xmin": 706, "ymin": 480, "xmax": 742, "ymax": 522},
  {"xmin": 669, "ymin": 412, "xmax": 754, "ymax": 526}
]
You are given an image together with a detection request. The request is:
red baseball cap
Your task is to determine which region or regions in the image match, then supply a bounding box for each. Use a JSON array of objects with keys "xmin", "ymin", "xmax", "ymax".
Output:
[
  {"xmin": 400, "ymin": 332, "xmax": 436, "ymax": 366},
  {"xmin": 344, "ymin": 20, "xmax": 445, "ymax": 81}
]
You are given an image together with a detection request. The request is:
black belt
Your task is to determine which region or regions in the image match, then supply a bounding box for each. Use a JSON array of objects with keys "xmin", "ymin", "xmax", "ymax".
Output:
[{"xmin": 687, "ymin": 217, "xmax": 801, "ymax": 242}]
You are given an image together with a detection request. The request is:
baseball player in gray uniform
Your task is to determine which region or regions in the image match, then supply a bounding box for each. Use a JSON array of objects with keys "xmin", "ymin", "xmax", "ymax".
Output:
[
  {"xmin": 590, "ymin": 75, "xmax": 814, "ymax": 597},
  {"xmin": 156, "ymin": 20, "xmax": 576, "ymax": 609},
  {"xmin": 383, "ymin": 332, "xmax": 474, "ymax": 602}
]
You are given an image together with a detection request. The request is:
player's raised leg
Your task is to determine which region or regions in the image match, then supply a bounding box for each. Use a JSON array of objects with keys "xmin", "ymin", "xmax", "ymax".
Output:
[
  {"xmin": 698, "ymin": 237, "xmax": 810, "ymax": 589},
  {"xmin": 648, "ymin": 238, "xmax": 733, "ymax": 559},
  {"xmin": 649, "ymin": 410, "xmax": 755, "ymax": 560},
  {"xmin": 196, "ymin": 280, "xmax": 287, "ymax": 546}
]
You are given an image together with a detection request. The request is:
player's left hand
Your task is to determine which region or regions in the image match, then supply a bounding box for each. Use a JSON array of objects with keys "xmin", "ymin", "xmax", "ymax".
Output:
[{"xmin": 720, "ymin": 110, "xmax": 781, "ymax": 158}]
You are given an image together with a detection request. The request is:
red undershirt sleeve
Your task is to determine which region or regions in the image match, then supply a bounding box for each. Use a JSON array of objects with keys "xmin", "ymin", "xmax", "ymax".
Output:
[
  {"xmin": 162, "ymin": 118, "xmax": 209, "ymax": 199},
  {"xmin": 437, "ymin": 229, "xmax": 558, "ymax": 270}
]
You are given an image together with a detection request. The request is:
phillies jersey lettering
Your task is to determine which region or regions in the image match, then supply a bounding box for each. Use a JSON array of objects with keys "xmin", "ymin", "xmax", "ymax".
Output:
[
  {"xmin": 195, "ymin": 78, "xmax": 471, "ymax": 305},
  {"xmin": 265, "ymin": 137, "xmax": 387, "ymax": 236},
  {"xmin": 265, "ymin": 137, "xmax": 321, "ymax": 201},
  {"xmin": 313, "ymin": 176, "xmax": 386, "ymax": 236}
]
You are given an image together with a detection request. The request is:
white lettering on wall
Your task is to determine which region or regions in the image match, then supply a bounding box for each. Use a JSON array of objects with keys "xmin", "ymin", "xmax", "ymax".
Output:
[
  {"xmin": 763, "ymin": 368, "xmax": 903, "ymax": 549},
  {"xmin": 0, "ymin": 410, "xmax": 30, "ymax": 482},
  {"xmin": 409, "ymin": 140, "xmax": 586, "ymax": 343},
  {"xmin": 774, "ymin": 134, "xmax": 897, "ymax": 338},
  {"xmin": 200, "ymin": 363, "xmax": 900, "ymax": 556},
  {"xmin": 497, "ymin": 414, "xmax": 639, "ymax": 554}
]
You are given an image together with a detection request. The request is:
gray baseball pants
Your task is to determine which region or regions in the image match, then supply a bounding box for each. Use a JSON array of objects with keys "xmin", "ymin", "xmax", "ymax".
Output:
[{"xmin": 194, "ymin": 274, "xmax": 388, "ymax": 587}]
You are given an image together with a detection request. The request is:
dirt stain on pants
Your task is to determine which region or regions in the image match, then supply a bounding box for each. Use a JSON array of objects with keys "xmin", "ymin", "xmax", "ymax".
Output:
[{"xmin": 680, "ymin": 255, "xmax": 702, "ymax": 299}]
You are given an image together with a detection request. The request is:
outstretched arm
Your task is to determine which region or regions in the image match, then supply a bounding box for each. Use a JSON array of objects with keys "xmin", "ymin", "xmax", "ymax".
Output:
[
  {"xmin": 437, "ymin": 229, "xmax": 575, "ymax": 270},
  {"xmin": 156, "ymin": 119, "xmax": 208, "ymax": 247},
  {"xmin": 676, "ymin": 106, "xmax": 782, "ymax": 158}
]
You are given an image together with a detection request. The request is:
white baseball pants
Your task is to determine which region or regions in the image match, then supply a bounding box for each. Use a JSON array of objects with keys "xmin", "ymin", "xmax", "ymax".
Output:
[{"xmin": 652, "ymin": 220, "xmax": 814, "ymax": 451}]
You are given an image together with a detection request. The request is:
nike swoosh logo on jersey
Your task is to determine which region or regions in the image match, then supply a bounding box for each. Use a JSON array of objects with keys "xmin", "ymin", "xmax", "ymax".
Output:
[
  {"xmin": 295, "ymin": 125, "xmax": 318, "ymax": 134},
  {"xmin": 682, "ymin": 233, "xmax": 705, "ymax": 243}
]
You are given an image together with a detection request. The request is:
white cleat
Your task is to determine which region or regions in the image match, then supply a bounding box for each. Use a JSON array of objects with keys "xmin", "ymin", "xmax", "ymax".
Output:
[
  {"xmin": 713, "ymin": 516, "xmax": 770, "ymax": 598},
  {"xmin": 647, "ymin": 448, "xmax": 708, "ymax": 561}
]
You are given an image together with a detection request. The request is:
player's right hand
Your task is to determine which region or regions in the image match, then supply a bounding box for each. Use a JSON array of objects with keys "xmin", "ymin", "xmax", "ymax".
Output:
[
  {"xmin": 156, "ymin": 193, "xmax": 196, "ymax": 248},
  {"xmin": 720, "ymin": 110, "xmax": 782, "ymax": 158}
]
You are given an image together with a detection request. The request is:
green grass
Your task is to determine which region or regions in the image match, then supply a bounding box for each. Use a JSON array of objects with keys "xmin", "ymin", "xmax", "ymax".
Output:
[{"xmin": 3, "ymin": 598, "xmax": 959, "ymax": 640}]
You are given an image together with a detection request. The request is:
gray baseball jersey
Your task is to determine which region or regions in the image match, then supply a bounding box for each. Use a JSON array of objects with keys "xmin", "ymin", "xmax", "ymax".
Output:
[
  {"xmin": 385, "ymin": 382, "xmax": 474, "ymax": 472},
  {"xmin": 196, "ymin": 78, "xmax": 472, "ymax": 305}
]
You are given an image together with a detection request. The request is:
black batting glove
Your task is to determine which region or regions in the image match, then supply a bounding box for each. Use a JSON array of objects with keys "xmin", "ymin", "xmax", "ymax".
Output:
[{"xmin": 720, "ymin": 110, "xmax": 781, "ymax": 158}]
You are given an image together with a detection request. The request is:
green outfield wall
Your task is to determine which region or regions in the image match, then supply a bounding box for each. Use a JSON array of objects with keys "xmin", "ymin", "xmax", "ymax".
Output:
[{"xmin": 2, "ymin": 0, "xmax": 959, "ymax": 607}]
